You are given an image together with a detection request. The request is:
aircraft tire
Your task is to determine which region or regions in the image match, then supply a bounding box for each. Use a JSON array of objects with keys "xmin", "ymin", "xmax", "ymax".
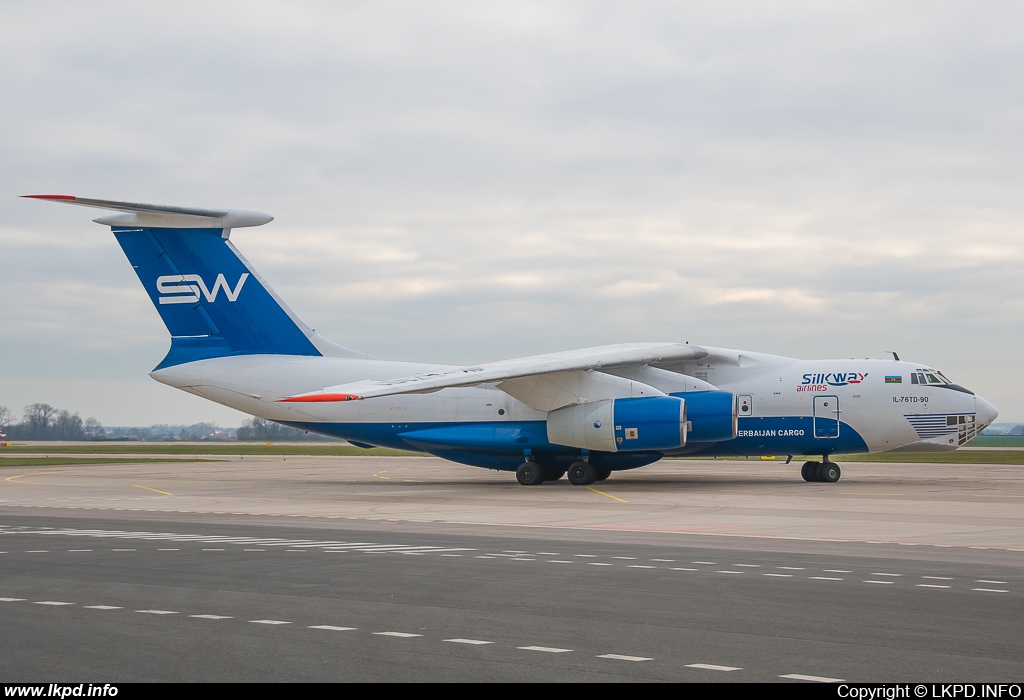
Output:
[
  {"xmin": 801, "ymin": 462, "xmax": 818, "ymax": 482},
  {"xmin": 516, "ymin": 461, "xmax": 545, "ymax": 486},
  {"xmin": 817, "ymin": 462, "xmax": 841, "ymax": 483},
  {"xmin": 542, "ymin": 467, "xmax": 566, "ymax": 482},
  {"xmin": 567, "ymin": 461, "xmax": 596, "ymax": 486},
  {"xmin": 593, "ymin": 468, "xmax": 612, "ymax": 482}
]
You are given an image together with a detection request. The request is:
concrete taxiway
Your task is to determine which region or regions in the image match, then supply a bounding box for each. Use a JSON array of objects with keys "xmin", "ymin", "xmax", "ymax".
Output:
[{"xmin": 0, "ymin": 456, "xmax": 1022, "ymax": 681}]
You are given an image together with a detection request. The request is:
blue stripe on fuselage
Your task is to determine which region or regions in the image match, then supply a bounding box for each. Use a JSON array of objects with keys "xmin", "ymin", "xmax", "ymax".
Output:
[{"xmin": 280, "ymin": 415, "xmax": 868, "ymax": 469}]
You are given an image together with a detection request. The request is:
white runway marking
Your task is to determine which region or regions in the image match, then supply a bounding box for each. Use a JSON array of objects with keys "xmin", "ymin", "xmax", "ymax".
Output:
[
  {"xmin": 190, "ymin": 614, "xmax": 232, "ymax": 619},
  {"xmin": 629, "ymin": 565, "xmax": 655, "ymax": 569},
  {"xmin": 250, "ymin": 619, "xmax": 291, "ymax": 625},
  {"xmin": 444, "ymin": 639, "xmax": 493, "ymax": 645},
  {"xmin": 374, "ymin": 631, "xmax": 421, "ymax": 638},
  {"xmin": 692, "ymin": 561, "xmax": 716, "ymax": 565},
  {"xmin": 518, "ymin": 646, "xmax": 572, "ymax": 653},
  {"xmin": 598, "ymin": 654, "xmax": 653, "ymax": 661},
  {"xmin": 84, "ymin": 605, "xmax": 122, "ymax": 610},
  {"xmin": 976, "ymin": 580, "xmax": 1007, "ymax": 584},
  {"xmin": 671, "ymin": 567, "xmax": 698, "ymax": 572},
  {"xmin": 810, "ymin": 577, "xmax": 843, "ymax": 581},
  {"xmin": 548, "ymin": 560, "xmax": 573, "ymax": 564},
  {"xmin": 972, "ymin": 588, "xmax": 1008, "ymax": 593},
  {"xmin": 35, "ymin": 601, "xmax": 73, "ymax": 606},
  {"xmin": 310, "ymin": 625, "xmax": 356, "ymax": 631},
  {"xmin": 716, "ymin": 570, "xmax": 745, "ymax": 574},
  {"xmin": 735, "ymin": 564, "xmax": 760, "ymax": 568},
  {"xmin": 922, "ymin": 576, "xmax": 953, "ymax": 580},
  {"xmin": 612, "ymin": 556, "xmax": 637, "ymax": 560},
  {"xmin": 651, "ymin": 559, "xmax": 674, "ymax": 562},
  {"xmin": 686, "ymin": 663, "xmax": 742, "ymax": 671},
  {"xmin": 823, "ymin": 570, "xmax": 851, "ymax": 573},
  {"xmin": 111, "ymin": 549, "xmax": 135, "ymax": 552},
  {"xmin": 136, "ymin": 609, "xmax": 178, "ymax": 614},
  {"xmin": 864, "ymin": 581, "xmax": 894, "ymax": 585},
  {"xmin": 68, "ymin": 549, "xmax": 92, "ymax": 552},
  {"xmin": 0, "ymin": 598, "xmax": 27, "ymax": 602},
  {"xmin": 917, "ymin": 584, "xmax": 950, "ymax": 589},
  {"xmin": 870, "ymin": 573, "xmax": 902, "ymax": 577},
  {"xmin": 777, "ymin": 567, "xmax": 804, "ymax": 570},
  {"xmin": 781, "ymin": 673, "xmax": 845, "ymax": 682},
  {"xmin": 763, "ymin": 573, "xmax": 793, "ymax": 578}
]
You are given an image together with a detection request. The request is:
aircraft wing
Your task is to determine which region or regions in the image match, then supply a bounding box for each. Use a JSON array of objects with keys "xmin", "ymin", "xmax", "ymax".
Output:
[{"xmin": 280, "ymin": 342, "xmax": 707, "ymax": 403}]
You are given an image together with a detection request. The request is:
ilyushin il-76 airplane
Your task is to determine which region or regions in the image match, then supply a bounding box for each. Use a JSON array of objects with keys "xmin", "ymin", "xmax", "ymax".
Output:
[{"xmin": 28, "ymin": 195, "xmax": 999, "ymax": 486}]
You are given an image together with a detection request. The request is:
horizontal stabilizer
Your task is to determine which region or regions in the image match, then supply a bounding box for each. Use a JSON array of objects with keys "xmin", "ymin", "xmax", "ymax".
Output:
[
  {"xmin": 22, "ymin": 195, "xmax": 273, "ymax": 229},
  {"xmin": 280, "ymin": 342, "xmax": 708, "ymax": 403}
]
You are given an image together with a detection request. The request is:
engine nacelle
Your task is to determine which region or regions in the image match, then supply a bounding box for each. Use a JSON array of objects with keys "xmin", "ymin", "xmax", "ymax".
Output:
[
  {"xmin": 672, "ymin": 390, "xmax": 736, "ymax": 442},
  {"xmin": 546, "ymin": 396, "xmax": 687, "ymax": 452}
]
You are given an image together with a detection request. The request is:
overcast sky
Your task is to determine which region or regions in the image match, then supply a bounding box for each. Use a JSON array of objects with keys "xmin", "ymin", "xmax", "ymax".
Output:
[{"xmin": 2, "ymin": 1, "xmax": 1022, "ymax": 426}]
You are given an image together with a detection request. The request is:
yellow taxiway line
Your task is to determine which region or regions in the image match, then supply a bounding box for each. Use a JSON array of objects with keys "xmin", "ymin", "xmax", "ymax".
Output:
[
  {"xmin": 132, "ymin": 484, "xmax": 173, "ymax": 496},
  {"xmin": 586, "ymin": 486, "xmax": 628, "ymax": 503}
]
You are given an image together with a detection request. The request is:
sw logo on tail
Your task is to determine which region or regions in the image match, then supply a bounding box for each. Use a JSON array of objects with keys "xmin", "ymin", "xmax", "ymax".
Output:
[{"xmin": 156, "ymin": 273, "xmax": 249, "ymax": 305}]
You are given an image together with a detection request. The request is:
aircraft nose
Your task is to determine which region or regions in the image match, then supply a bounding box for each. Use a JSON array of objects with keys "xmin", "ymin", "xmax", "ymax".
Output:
[{"xmin": 975, "ymin": 395, "xmax": 998, "ymax": 428}]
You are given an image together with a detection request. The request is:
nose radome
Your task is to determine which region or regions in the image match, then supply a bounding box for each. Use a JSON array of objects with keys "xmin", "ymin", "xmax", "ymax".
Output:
[{"xmin": 975, "ymin": 395, "xmax": 998, "ymax": 428}]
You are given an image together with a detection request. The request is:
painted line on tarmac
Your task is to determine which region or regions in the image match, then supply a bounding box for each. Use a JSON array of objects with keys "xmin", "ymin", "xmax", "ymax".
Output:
[
  {"xmin": 132, "ymin": 484, "xmax": 172, "ymax": 496},
  {"xmin": 585, "ymin": 487, "xmax": 628, "ymax": 503}
]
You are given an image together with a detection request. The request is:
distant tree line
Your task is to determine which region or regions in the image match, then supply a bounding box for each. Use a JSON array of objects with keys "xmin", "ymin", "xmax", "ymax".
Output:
[
  {"xmin": 236, "ymin": 417, "xmax": 336, "ymax": 441},
  {"xmin": 0, "ymin": 403, "xmax": 103, "ymax": 440},
  {"xmin": 0, "ymin": 404, "xmax": 335, "ymax": 441}
]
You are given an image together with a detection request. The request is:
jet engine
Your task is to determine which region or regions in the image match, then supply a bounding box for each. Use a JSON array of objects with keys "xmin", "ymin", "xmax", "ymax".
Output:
[
  {"xmin": 673, "ymin": 390, "xmax": 736, "ymax": 442},
  {"xmin": 546, "ymin": 396, "xmax": 687, "ymax": 452}
]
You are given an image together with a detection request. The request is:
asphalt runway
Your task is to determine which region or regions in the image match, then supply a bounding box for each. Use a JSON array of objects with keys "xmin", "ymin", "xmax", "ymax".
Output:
[{"xmin": 1, "ymin": 456, "xmax": 1022, "ymax": 682}]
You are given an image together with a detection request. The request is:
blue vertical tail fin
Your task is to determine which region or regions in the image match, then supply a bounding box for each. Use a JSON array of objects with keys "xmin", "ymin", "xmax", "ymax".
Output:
[{"xmin": 24, "ymin": 195, "xmax": 363, "ymax": 368}]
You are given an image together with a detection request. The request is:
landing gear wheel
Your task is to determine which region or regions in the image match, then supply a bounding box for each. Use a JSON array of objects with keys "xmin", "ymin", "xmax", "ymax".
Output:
[
  {"xmin": 516, "ymin": 461, "xmax": 544, "ymax": 486},
  {"xmin": 801, "ymin": 461, "xmax": 818, "ymax": 482},
  {"xmin": 567, "ymin": 461, "xmax": 596, "ymax": 486},
  {"xmin": 593, "ymin": 468, "xmax": 612, "ymax": 482},
  {"xmin": 542, "ymin": 466, "xmax": 566, "ymax": 482},
  {"xmin": 817, "ymin": 462, "xmax": 841, "ymax": 483}
]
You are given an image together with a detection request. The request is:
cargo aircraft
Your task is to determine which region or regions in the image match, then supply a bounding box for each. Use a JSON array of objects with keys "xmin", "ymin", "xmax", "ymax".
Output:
[{"xmin": 26, "ymin": 195, "xmax": 999, "ymax": 485}]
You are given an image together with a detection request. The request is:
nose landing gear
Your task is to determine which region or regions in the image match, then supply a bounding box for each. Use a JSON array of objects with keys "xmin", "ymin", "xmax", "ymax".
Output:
[{"xmin": 800, "ymin": 458, "xmax": 841, "ymax": 483}]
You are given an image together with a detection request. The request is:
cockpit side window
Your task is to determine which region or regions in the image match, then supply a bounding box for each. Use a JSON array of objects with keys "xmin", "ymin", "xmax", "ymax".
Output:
[{"xmin": 911, "ymin": 374, "xmax": 919, "ymax": 384}]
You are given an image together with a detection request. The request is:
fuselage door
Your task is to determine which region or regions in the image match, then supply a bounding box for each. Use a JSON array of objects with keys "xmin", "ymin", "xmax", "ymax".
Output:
[{"xmin": 813, "ymin": 395, "xmax": 840, "ymax": 439}]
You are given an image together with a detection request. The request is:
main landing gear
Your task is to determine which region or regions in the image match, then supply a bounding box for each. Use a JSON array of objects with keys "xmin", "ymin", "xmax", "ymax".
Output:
[
  {"xmin": 800, "ymin": 458, "xmax": 841, "ymax": 483},
  {"xmin": 515, "ymin": 459, "xmax": 610, "ymax": 486},
  {"xmin": 567, "ymin": 461, "xmax": 611, "ymax": 486},
  {"xmin": 515, "ymin": 461, "xmax": 569, "ymax": 486}
]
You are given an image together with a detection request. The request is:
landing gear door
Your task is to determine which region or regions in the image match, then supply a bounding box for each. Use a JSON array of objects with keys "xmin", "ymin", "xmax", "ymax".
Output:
[
  {"xmin": 813, "ymin": 395, "xmax": 840, "ymax": 439},
  {"xmin": 737, "ymin": 395, "xmax": 752, "ymax": 419}
]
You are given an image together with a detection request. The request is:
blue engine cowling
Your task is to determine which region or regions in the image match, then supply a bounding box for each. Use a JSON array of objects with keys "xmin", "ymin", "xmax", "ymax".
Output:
[
  {"xmin": 547, "ymin": 396, "xmax": 687, "ymax": 452},
  {"xmin": 671, "ymin": 390, "xmax": 736, "ymax": 442}
]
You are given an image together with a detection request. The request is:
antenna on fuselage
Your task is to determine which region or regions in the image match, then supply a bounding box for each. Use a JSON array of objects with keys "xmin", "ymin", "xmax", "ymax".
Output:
[{"xmin": 886, "ymin": 351, "xmax": 900, "ymax": 361}]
